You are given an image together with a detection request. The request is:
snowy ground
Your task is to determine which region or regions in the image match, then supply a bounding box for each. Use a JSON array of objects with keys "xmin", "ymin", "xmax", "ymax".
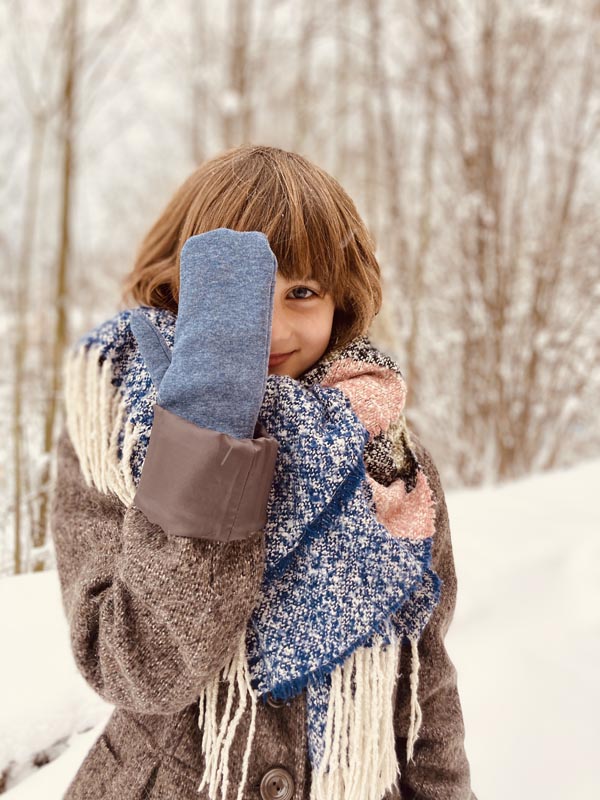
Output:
[{"xmin": 1, "ymin": 457, "xmax": 599, "ymax": 799}]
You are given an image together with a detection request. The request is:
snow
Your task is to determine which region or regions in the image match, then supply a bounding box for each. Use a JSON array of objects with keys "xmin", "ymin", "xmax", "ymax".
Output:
[
  {"xmin": 2, "ymin": 457, "xmax": 599, "ymax": 799},
  {"xmin": 445, "ymin": 456, "xmax": 600, "ymax": 800},
  {"xmin": 0, "ymin": 572, "xmax": 112, "ymax": 796}
]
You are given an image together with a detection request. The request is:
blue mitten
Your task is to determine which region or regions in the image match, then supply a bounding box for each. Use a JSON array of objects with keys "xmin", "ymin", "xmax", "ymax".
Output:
[{"xmin": 129, "ymin": 228, "xmax": 278, "ymax": 439}]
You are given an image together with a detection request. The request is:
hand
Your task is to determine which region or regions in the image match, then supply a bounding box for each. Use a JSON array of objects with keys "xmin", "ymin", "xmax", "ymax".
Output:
[{"xmin": 129, "ymin": 228, "xmax": 278, "ymax": 438}]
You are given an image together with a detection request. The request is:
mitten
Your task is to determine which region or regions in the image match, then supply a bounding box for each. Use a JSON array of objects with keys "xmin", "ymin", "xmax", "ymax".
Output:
[{"xmin": 129, "ymin": 228, "xmax": 278, "ymax": 439}]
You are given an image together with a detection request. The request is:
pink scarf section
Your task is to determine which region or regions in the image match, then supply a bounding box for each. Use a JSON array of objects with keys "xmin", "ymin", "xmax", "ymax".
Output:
[{"xmin": 319, "ymin": 357, "xmax": 436, "ymax": 543}]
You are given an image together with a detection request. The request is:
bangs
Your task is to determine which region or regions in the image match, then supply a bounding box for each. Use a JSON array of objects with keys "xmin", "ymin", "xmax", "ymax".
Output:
[
  {"xmin": 182, "ymin": 148, "xmax": 362, "ymax": 305},
  {"xmin": 122, "ymin": 144, "xmax": 382, "ymax": 350}
]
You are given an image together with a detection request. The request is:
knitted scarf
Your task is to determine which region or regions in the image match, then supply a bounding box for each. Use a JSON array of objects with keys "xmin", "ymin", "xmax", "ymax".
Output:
[{"xmin": 63, "ymin": 305, "xmax": 442, "ymax": 800}]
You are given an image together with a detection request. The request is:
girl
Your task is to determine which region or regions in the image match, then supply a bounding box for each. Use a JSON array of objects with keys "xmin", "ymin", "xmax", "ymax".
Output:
[{"xmin": 50, "ymin": 144, "xmax": 476, "ymax": 800}]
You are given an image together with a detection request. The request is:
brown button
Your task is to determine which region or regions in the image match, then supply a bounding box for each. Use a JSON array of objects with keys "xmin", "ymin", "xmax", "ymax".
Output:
[
  {"xmin": 266, "ymin": 693, "xmax": 285, "ymax": 708},
  {"xmin": 259, "ymin": 766, "xmax": 295, "ymax": 800}
]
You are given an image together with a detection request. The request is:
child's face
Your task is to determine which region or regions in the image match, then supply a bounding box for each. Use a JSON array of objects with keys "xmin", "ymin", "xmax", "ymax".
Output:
[{"xmin": 268, "ymin": 273, "xmax": 336, "ymax": 379}]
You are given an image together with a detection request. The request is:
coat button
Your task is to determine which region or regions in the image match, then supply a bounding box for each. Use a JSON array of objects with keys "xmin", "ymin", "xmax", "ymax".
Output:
[
  {"xmin": 266, "ymin": 693, "xmax": 285, "ymax": 708},
  {"xmin": 259, "ymin": 766, "xmax": 295, "ymax": 800}
]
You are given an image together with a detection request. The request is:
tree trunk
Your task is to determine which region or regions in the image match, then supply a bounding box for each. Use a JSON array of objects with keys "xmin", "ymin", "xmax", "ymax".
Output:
[{"xmin": 35, "ymin": 0, "xmax": 79, "ymax": 572}]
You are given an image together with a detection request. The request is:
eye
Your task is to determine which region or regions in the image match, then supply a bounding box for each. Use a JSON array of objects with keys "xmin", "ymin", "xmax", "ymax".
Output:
[{"xmin": 288, "ymin": 285, "xmax": 318, "ymax": 300}]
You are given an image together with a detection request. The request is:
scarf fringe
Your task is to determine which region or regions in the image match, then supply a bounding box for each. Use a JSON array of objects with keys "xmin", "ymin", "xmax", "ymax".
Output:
[
  {"xmin": 63, "ymin": 345, "xmax": 140, "ymax": 506},
  {"xmin": 197, "ymin": 632, "xmax": 257, "ymax": 800},
  {"xmin": 309, "ymin": 635, "xmax": 400, "ymax": 800},
  {"xmin": 196, "ymin": 634, "xmax": 423, "ymax": 800},
  {"xmin": 406, "ymin": 636, "xmax": 422, "ymax": 764},
  {"xmin": 64, "ymin": 337, "xmax": 428, "ymax": 797}
]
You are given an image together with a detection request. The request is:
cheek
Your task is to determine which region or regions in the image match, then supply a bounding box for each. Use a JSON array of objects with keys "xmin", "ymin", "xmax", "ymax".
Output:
[{"xmin": 306, "ymin": 308, "xmax": 334, "ymax": 346}]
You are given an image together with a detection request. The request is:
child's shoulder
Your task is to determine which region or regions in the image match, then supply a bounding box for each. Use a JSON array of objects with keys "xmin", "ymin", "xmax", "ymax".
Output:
[
  {"xmin": 349, "ymin": 339, "xmax": 446, "ymax": 509},
  {"xmin": 324, "ymin": 335, "xmax": 405, "ymax": 380},
  {"xmin": 351, "ymin": 336, "xmax": 404, "ymax": 378}
]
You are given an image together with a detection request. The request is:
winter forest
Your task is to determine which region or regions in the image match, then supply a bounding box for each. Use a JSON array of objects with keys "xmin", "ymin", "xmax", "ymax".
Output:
[
  {"xmin": 2, "ymin": 0, "xmax": 600, "ymax": 577},
  {"xmin": 0, "ymin": 0, "xmax": 599, "ymax": 797}
]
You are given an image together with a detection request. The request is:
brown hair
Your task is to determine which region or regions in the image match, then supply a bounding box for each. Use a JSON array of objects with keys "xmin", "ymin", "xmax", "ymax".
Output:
[{"xmin": 121, "ymin": 144, "xmax": 382, "ymax": 350}]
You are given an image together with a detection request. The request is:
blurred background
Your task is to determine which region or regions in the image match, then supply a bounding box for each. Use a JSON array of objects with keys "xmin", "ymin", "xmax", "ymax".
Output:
[{"xmin": 0, "ymin": 0, "xmax": 599, "ymax": 798}]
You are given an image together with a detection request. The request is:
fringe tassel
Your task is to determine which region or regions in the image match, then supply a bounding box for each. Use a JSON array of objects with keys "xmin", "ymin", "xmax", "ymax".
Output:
[
  {"xmin": 197, "ymin": 632, "xmax": 257, "ymax": 800},
  {"xmin": 406, "ymin": 636, "xmax": 422, "ymax": 765},
  {"xmin": 65, "ymin": 345, "xmax": 427, "ymax": 797},
  {"xmin": 195, "ymin": 636, "xmax": 414, "ymax": 800},
  {"xmin": 63, "ymin": 345, "xmax": 141, "ymax": 506},
  {"xmin": 309, "ymin": 635, "xmax": 401, "ymax": 800}
]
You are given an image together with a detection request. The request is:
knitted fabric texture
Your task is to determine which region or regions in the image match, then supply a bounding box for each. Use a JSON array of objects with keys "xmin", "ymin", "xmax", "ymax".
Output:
[{"xmin": 64, "ymin": 305, "xmax": 442, "ymax": 800}]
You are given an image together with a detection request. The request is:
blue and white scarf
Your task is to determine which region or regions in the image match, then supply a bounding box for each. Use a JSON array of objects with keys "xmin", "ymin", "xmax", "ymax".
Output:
[{"xmin": 64, "ymin": 305, "xmax": 441, "ymax": 800}]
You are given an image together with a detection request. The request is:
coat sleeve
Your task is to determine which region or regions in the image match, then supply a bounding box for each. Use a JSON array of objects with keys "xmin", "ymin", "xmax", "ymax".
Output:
[
  {"xmin": 49, "ymin": 417, "xmax": 278, "ymax": 716},
  {"xmin": 394, "ymin": 435, "xmax": 477, "ymax": 800}
]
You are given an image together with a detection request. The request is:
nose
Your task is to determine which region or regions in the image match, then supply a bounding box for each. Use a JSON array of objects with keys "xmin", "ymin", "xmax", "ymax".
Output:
[{"xmin": 269, "ymin": 298, "xmax": 294, "ymax": 353}]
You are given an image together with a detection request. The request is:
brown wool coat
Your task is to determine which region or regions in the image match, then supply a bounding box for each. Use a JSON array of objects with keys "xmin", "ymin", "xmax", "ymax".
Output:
[{"xmin": 50, "ymin": 410, "xmax": 476, "ymax": 800}]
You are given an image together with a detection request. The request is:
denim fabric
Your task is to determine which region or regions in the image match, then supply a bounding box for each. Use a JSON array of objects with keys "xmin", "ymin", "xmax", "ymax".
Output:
[{"xmin": 129, "ymin": 228, "xmax": 277, "ymax": 438}]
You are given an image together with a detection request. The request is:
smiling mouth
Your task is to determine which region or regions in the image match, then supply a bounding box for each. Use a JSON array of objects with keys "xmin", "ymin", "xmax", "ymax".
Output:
[{"xmin": 268, "ymin": 352, "xmax": 295, "ymax": 366}]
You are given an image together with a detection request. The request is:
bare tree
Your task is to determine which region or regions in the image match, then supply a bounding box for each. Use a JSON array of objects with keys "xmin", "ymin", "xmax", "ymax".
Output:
[
  {"xmin": 189, "ymin": 0, "xmax": 209, "ymax": 164},
  {"xmin": 420, "ymin": 0, "xmax": 600, "ymax": 482},
  {"xmin": 292, "ymin": 0, "xmax": 318, "ymax": 153},
  {"xmin": 7, "ymin": 0, "xmax": 138, "ymax": 573},
  {"xmin": 35, "ymin": 0, "xmax": 80, "ymax": 572},
  {"xmin": 9, "ymin": 1, "xmax": 71, "ymax": 573},
  {"xmin": 404, "ymin": 7, "xmax": 441, "ymax": 403},
  {"xmin": 2, "ymin": 0, "xmax": 600, "ymax": 577},
  {"xmin": 222, "ymin": 0, "xmax": 254, "ymax": 147}
]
